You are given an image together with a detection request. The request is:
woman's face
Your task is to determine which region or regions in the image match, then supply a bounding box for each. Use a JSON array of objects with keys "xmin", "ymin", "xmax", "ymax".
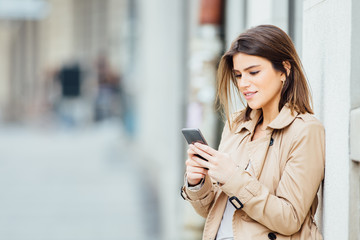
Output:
[{"xmin": 232, "ymin": 53, "xmax": 284, "ymax": 111}]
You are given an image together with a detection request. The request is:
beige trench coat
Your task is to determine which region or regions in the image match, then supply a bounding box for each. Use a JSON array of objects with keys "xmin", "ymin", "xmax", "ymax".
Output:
[{"xmin": 181, "ymin": 105, "xmax": 325, "ymax": 240}]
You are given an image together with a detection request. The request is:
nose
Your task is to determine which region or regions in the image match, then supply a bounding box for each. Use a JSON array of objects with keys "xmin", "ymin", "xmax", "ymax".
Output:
[{"xmin": 237, "ymin": 77, "xmax": 250, "ymax": 90}]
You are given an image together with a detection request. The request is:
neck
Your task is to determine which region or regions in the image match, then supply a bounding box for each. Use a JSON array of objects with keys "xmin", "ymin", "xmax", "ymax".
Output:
[{"xmin": 261, "ymin": 104, "xmax": 280, "ymax": 128}]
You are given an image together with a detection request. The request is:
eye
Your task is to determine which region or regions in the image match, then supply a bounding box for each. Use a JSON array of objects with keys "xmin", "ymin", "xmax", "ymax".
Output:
[
  {"xmin": 234, "ymin": 74, "xmax": 242, "ymax": 79},
  {"xmin": 250, "ymin": 71, "xmax": 260, "ymax": 75}
]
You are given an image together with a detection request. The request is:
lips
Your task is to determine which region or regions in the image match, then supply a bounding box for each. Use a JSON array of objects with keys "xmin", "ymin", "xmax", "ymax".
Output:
[{"xmin": 243, "ymin": 91, "xmax": 257, "ymax": 100}]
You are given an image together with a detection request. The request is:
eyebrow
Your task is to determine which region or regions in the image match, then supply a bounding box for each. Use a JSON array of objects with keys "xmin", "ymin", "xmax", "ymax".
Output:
[{"xmin": 233, "ymin": 65, "xmax": 260, "ymax": 73}]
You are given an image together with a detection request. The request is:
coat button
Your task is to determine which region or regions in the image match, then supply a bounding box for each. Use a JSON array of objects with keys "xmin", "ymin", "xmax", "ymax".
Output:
[
  {"xmin": 269, "ymin": 138, "xmax": 274, "ymax": 146},
  {"xmin": 268, "ymin": 232, "xmax": 276, "ymax": 239}
]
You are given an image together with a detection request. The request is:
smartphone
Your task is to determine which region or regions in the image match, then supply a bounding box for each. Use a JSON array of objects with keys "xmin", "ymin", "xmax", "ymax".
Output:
[{"xmin": 182, "ymin": 128, "xmax": 208, "ymax": 161}]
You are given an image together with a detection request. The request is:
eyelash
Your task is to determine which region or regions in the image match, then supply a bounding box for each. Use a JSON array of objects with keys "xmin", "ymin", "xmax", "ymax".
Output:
[{"xmin": 234, "ymin": 71, "xmax": 260, "ymax": 79}]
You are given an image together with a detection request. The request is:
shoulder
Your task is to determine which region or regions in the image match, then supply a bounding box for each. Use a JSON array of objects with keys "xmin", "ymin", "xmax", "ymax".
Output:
[
  {"xmin": 219, "ymin": 110, "xmax": 246, "ymax": 140},
  {"xmin": 282, "ymin": 113, "xmax": 326, "ymax": 165},
  {"xmin": 294, "ymin": 112, "xmax": 324, "ymax": 130},
  {"xmin": 229, "ymin": 108, "xmax": 255, "ymax": 132},
  {"xmin": 287, "ymin": 112, "xmax": 325, "ymax": 140},
  {"xmin": 230, "ymin": 110, "xmax": 245, "ymax": 124},
  {"xmin": 221, "ymin": 110, "xmax": 245, "ymax": 133}
]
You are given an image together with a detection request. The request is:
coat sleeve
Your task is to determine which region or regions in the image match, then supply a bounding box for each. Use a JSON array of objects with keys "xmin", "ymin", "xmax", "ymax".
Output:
[
  {"xmin": 220, "ymin": 120, "xmax": 325, "ymax": 235},
  {"xmin": 182, "ymin": 175, "xmax": 218, "ymax": 218}
]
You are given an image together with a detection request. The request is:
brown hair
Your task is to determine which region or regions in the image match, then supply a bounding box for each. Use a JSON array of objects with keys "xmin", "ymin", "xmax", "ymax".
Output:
[{"xmin": 216, "ymin": 25, "xmax": 313, "ymax": 130}]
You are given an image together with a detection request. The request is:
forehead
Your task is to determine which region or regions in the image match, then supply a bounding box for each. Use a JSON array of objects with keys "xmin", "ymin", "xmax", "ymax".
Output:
[{"xmin": 232, "ymin": 53, "xmax": 271, "ymax": 71}]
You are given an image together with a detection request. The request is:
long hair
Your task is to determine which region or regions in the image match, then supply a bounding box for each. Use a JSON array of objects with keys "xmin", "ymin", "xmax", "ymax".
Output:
[{"xmin": 216, "ymin": 25, "xmax": 313, "ymax": 129}]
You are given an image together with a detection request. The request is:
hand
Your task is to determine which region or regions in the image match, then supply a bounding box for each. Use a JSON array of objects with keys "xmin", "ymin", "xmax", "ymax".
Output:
[
  {"xmin": 189, "ymin": 142, "xmax": 237, "ymax": 185},
  {"xmin": 185, "ymin": 147, "xmax": 208, "ymax": 186}
]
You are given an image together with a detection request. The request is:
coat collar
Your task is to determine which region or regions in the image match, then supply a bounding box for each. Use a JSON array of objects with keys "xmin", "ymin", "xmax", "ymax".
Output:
[
  {"xmin": 268, "ymin": 104, "xmax": 299, "ymax": 129},
  {"xmin": 235, "ymin": 104, "xmax": 298, "ymax": 134}
]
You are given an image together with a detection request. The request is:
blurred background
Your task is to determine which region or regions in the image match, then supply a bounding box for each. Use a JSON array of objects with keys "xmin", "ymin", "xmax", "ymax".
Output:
[{"xmin": 0, "ymin": 0, "xmax": 359, "ymax": 240}]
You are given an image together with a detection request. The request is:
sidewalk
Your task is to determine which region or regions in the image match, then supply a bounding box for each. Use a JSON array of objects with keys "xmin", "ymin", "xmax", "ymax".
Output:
[{"xmin": 0, "ymin": 122, "xmax": 160, "ymax": 240}]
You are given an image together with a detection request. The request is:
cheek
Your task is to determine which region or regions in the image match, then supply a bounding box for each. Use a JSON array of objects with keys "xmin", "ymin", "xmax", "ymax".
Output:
[
  {"xmin": 268, "ymin": 82, "xmax": 282, "ymax": 96},
  {"xmin": 259, "ymin": 76, "xmax": 282, "ymax": 98},
  {"xmin": 266, "ymin": 72, "xmax": 282, "ymax": 89}
]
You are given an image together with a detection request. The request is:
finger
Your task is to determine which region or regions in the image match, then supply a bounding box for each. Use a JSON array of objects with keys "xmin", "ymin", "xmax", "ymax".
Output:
[
  {"xmin": 186, "ymin": 158, "xmax": 209, "ymax": 174},
  {"xmin": 190, "ymin": 144, "xmax": 214, "ymax": 161},
  {"xmin": 186, "ymin": 172, "xmax": 205, "ymax": 181},
  {"xmin": 194, "ymin": 142, "xmax": 218, "ymax": 156},
  {"xmin": 190, "ymin": 154, "xmax": 209, "ymax": 164},
  {"xmin": 186, "ymin": 165, "xmax": 208, "ymax": 175},
  {"xmin": 193, "ymin": 156, "xmax": 211, "ymax": 170},
  {"xmin": 186, "ymin": 158, "xmax": 204, "ymax": 167},
  {"xmin": 186, "ymin": 159, "xmax": 204, "ymax": 168},
  {"xmin": 187, "ymin": 148, "xmax": 197, "ymax": 156}
]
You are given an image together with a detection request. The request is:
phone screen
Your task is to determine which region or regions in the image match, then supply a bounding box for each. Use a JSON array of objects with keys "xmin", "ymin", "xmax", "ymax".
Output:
[
  {"xmin": 181, "ymin": 128, "xmax": 208, "ymax": 145},
  {"xmin": 181, "ymin": 128, "xmax": 208, "ymax": 162}
]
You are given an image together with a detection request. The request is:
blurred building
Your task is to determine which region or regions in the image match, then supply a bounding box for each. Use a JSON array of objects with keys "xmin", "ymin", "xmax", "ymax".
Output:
[{"xmin": 0, "ymin": 0, "xmax": 128, "ymax": 124}]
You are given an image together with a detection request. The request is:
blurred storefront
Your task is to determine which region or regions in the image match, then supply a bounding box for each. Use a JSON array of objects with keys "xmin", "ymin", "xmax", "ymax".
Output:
[{"xmin": 0, "ymin": 0, "xmax": 129, "ymax": 126}]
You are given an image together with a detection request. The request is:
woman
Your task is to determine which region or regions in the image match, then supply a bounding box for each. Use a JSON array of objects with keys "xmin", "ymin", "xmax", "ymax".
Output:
[{"xmin": 181, "ymin": 25, "xmax": 325, "ymax": 240}]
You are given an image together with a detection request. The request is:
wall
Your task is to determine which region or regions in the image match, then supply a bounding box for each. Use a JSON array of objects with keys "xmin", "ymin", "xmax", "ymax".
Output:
[
  {"xmin": 246, "ymin": 0, "xmax": 288, "ymax": 30},
  {"xmin": 302, "ymin": 0, "xmax": 352, "ymax": 239},
  {"xmin": 349, "ymin": 0, "xmax": 360, "ymax": 239}
]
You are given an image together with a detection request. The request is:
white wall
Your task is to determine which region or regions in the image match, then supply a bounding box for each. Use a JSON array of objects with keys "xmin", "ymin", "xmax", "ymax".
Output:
[
  {"xmin": 349, "ymin": 0, "xmax": 360, "ymax": 238},
  {"xmin": 302, "ymin": 0, "xmax": 352, "ymax": 239},
  {"xmin": 225, "ymin": 0, "xmax": 246, "ymax": 49},
  {"xmin": 246, "ymin": 0, "xmax": 288, "ymax": 30}
]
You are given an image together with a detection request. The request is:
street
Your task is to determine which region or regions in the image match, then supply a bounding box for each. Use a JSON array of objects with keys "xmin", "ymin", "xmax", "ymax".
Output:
[{"xmin": 0, "ymin": 123, "xmax": 159, "ymax": 240}]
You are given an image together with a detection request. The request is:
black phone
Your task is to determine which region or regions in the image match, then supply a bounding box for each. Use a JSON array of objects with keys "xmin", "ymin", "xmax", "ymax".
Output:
[{"xmin": 182, "ymin": 128, "xmax": 208, "ymax": 161}]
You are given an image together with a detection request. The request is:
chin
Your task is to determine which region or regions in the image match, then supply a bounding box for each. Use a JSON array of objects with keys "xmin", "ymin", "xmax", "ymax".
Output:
[{"xmin": 247, "ymin": 102, "xmax": 262, "ymax": 110}]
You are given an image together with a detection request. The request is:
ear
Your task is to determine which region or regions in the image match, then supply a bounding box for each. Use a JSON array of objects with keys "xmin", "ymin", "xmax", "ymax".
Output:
[{"xmin": 282, "ymin": 61, "xmax": 291, "ymax": 77}]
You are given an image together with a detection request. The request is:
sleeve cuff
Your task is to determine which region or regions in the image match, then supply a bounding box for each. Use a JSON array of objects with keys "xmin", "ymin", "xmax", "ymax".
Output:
[
  {"xmin": 221, "ymin": 168, "xmax": 261, "ymax": 205},
  {"xmin": 184, "ymin": 175, "xmax": 213, "ymax": 201},
  {"xmin": 187, "ymin": 177, "xmax": 205, "ymax": 191}
]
